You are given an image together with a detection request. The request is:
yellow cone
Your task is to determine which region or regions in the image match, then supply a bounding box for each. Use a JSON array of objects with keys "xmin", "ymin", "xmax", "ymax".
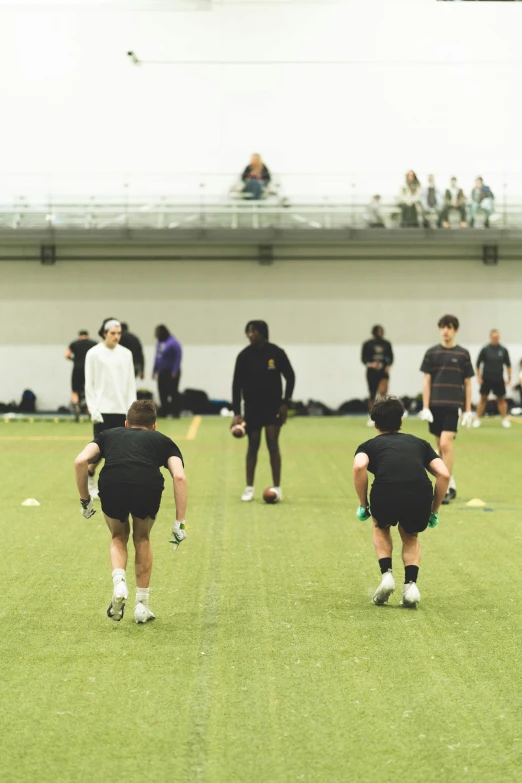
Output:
[{"xmin": 466, "ymin": 498, "xmax": 486, "ymax": 508}]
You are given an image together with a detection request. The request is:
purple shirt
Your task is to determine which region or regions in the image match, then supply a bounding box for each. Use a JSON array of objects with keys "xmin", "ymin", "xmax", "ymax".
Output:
[{"xmin": 154, "ymin": 335, "xmax": 182, "ymax": 374}]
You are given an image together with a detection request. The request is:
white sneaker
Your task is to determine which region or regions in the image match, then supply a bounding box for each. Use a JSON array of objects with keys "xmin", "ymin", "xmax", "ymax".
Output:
[
  {"xmin": 502, "ymin": 418, "xmax": 512, "ymax": 429},
  {"xmin": 134, "ymin": 602, "xmax": 156, "ymax": 624},
  {"xmin": 107, "ymin": 579, "xmax": 128, "ymax": 621},
  {"xmin": 366, "ymin": 417, "xmax": 374, "ymax": 427},
  {"xmin": 372, "ymin": 570, "xmax": 395, "ymax": 605},
  {"xmin": 400, "ymin": 581, "xmax": 421, "ymax": 608},
  {"xmin": 472, "ymin": 418, "xmax": 481, "ymax": 429},
  {"xmin": 88, "ymin": 474, "xmax": 99, "ymax": 499},
  {"xmin": 241, "ymin": 486, "xmax": 254, "ymax": 502},
  {"xmin": 272, "ymin": 487, "xmax": 283, "ymax": 502}
]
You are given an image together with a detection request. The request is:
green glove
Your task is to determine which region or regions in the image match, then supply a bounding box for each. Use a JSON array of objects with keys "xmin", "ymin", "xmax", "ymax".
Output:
[
  {"xmin": 357, "ymin": 505, "xmax": 371, "ymax": 522},
  {"xmin": 428, "ymin": 511, "xmax": 438, "ymax": 528}
]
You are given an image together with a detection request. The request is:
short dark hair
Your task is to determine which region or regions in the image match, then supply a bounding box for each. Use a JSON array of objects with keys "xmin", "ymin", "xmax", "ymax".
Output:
[
  {"xmin": 372, "ymin": 324, "xmax": 384, "ymax": 338},
  {"xmin": 245, "ymin": 320, "xmax": 269, "ymax": 340},
  {"xmin": 98, "ymin": 317, "xmax": 120, "ymax": 338},
  {"xmin": 79, "ymin": 330, "xmax": 89, "ymax": 336},
  {"xmin": 120, "ymin": 322, "xmax": 129, "ymax": 332},
  {"xmin": 438, "ymin": 314, "xmax": 459, "ymax": 330},
  {"xmin": 155, "ymin": 324, "xmax": 171, "ymax": 342},
  {"xmin": 370, "ymin": 397, "xmax": 404, "ymax": 431},
  {"xmin": 127, "ymin": 400, "xmax": 157, "ymax": 428},
  {"xmin": 490, "ymin": 328, "xmax": 499, "ymax": 335}
]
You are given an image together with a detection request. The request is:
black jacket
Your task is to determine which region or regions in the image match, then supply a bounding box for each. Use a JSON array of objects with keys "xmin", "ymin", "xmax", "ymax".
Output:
[{"xmin": 232, "ymin": 342, "xmax": 295, "ymax": 414}]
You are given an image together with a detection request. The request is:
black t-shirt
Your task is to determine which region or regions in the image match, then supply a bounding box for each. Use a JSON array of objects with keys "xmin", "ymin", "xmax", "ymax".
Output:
[
  {"xmin": 69, "ymin": 339, "xmax": 97, "ymax": 368},
  {"xmin": 361, "ymin": 338, "xmax": 394, "ymax": 369},
  {"xmin": 420, "ymin": 344, "xmax": 474, "ymax": 408},
  {"xmin": 94, "ymin": 427, "xmax": 183, "ymax": 488},
  {"xmin": 476, "ymin": 344, "xmax": 511, "ymax": 381},
  {"xmin": 119, "ymin": 331, "xmax": 145, "ymax": 371},
  {"xmin": 355, "ymin": 432, "xmax": 438, "ymax": 485},
  {"xmin": 232, "ymin": 342, "xmax": 296, "ymax": 414}
]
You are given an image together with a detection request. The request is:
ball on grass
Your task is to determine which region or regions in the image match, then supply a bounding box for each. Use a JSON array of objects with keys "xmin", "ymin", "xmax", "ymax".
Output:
[{"xmin": 263, "ymin": 487, "xmax": 278, "ymax": 504}]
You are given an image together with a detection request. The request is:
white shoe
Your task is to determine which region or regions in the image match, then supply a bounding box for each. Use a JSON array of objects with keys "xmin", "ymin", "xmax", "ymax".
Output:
[
  {"xmin": 134, "ymin": 602, "xmax": 156, "ymax": 624},
  {"xmin": 472, "ymin": 418, "xmax": 481, "ymax": 429},
  {"xmin": 88, "ymin": 474, "xmax": 99, "ymax": 499},
  {"xmin": 372, "ymin": 570, "xmax": 395, "ymax": 605},
  {"xmin": 366, "ymin": 417, "xmax": 374, "ymax": 427},
  {"xmin": 400, "ymin": 581, "xmax": 421, "ymax": 608},
  {"xmin": 272, "ymin": 487, "xmax": 283, "ymax": 502},
  {"xmin": 107, "ymin": 579, "xmax": 128, "ymax": 621},
  {"xmin": 241, "ymin": 486, "xmax": 254, "ymax": 502},
  {"xmin": 502, "ymin": 419, "xmax": 512, "ymax": 429}
]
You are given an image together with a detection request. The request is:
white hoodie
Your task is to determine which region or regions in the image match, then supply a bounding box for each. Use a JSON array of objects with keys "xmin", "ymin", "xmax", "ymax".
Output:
[{"xmin": 84, "ymin": 343, "xmax": 136, "ymax": 422}]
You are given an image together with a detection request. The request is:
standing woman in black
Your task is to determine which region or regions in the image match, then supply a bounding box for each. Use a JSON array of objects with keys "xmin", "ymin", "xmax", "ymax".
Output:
[{"xmin": 232, "ymin": 321, "xmax": 295, "ymax": 503}]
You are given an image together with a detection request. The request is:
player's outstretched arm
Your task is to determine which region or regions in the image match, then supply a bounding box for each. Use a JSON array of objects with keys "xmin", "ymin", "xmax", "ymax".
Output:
[
  {"xmin": 168, "ymin": 455, "xmax": 187, "ymax": 523},
  {"xmin": 427, "ymin": 457, "xmax": 450, "ymax": 513},
  {"xmin": 353, "ymin": 453, "xmax": 370, "ymax": 509},
  {"xmin": 74, "ymin": 443, "xmax": 101, "ymax": 516}
]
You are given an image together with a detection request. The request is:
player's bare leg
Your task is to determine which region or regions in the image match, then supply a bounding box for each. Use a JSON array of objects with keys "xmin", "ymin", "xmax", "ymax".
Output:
[
  {"xmin": 398, "ymin": 525, "xmax": 421, "ymax": 607},
  {"xmin": 265, "ymin": 424, "xmax": 282, "ymax": 490},
  {"xmin": 473, "ymin": 394, "xmax": 488, "ymax": 427},
  {"xmin": 104, "ymin": 514, "xmax": 130, "ymax": 620},
  {"xmin": 437, "ymin": 430, "xmax": 456, "ymax": 502},
  {"xmin": 243, "ymin": 430, "xmax": 261, "ymax": 501},
  {"xmin": 376, "ymin": 377, "xmax": 389, "ymax": 399},
  {"xmin": 132, "ymin": 516, "xmax": 156, "ymax": 623},
  {"xmin": 133, "ymin": 516, "xmax": 155, "ymax": 589},
  {"xmin": 372, "ymin": 521, "xmax": 395, "ymax": 604},
  {"xmin": 497, "ymin": 396, "xmax": 511, "ymax": 427}
]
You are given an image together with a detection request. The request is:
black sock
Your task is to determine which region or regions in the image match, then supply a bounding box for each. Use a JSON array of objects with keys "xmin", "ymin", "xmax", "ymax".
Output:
[
  {"xmin": 404, "ymin": 565, "xmax": 419, "ymax": 584},
  {"xmin": 378, "ymin": 557, "xmax": 392, "ymax": 574}
]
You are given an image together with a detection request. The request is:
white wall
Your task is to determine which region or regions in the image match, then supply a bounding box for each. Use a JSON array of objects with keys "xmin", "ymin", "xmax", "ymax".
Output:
[
  {"xmin": 1, "ymin": 257, "xmax": 521, "ymax": 409},
  {"xmin": 0, "ymin": 2, "xmax": 522, "ymax": 198}
]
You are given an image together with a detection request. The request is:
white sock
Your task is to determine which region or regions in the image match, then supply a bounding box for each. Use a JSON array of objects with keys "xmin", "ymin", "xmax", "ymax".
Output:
[
  {"xmin": 136, "ymin": 587, "xmax": 149, "ymax": 607},
  {"xmin": 449, "ymin": 475, "xmax": 456, "ymax": 491},
  {"xmin": 245, "ymin": 485, "xmax": 254, "ymax": 491},
  {"xmin": 112, "ymin": 568, "xmax": 126, "ymax": 585}
]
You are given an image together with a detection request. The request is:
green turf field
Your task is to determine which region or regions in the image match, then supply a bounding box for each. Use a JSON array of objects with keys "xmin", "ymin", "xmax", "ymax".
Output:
[{"xmin": 1, "ymin": 415, "xmax": 522, "ymax": 782}]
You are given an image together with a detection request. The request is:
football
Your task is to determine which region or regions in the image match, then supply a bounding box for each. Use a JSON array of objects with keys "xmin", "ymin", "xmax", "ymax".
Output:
[
  {"xmin": 231, "ymin": 422, "xmax": 246, "ymax": 438},
  {"xmin": 263, "ymin": 487, "xmax": 279, "ymax": 504}
]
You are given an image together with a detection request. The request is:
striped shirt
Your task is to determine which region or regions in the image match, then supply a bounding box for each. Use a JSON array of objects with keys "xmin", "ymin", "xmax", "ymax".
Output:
[{"xmin": 420, "ymin": 344, "xmax": 474, "ymax": 408}]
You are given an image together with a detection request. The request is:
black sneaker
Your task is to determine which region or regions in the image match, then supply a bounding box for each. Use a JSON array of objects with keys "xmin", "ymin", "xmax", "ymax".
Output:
[
  {"xmin": 442, "ymin": 492, "xmax": 451, "ymax": 505},
  {"xmin": 448, "ymin": 488, "xmax": 457, "ymax": 500}
]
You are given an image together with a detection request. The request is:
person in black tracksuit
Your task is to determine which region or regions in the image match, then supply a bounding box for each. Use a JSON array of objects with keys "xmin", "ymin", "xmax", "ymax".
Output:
[
  {"xmin": 361, "ymin": 325, "xmax": 394, "ymax": 416},
  {"xmin": 232, "ymin": 320, "xmax": 295, "ymax": 502}
]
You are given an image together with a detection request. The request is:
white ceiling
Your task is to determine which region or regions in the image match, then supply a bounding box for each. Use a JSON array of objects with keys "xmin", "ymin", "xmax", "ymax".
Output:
[{"xmin": 0, "ymin": 1, "xmax": 211, "ymax": 9}]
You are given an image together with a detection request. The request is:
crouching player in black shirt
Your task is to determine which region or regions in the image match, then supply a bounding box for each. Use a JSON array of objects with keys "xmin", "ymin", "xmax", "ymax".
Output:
[
  {"xmin": 74, "ymin": 400, "xmax": 187, "ymax": 623},
  {"xmin": 232, "ymin": 320, "xmax": 295, "ymax": 503},
  {"xmin": 353, "ymin": 397, "xmax": 449, "ymax": 608}
]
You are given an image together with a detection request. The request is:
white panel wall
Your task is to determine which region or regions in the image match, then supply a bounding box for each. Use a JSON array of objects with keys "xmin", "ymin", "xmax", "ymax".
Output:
[
  {"xmin": 1, "ymin": 257, "xmax": 521, "ymax": 409},
  {"xmin": 0, "ymin": 3, "xmax": 521, "ymax": 194}
]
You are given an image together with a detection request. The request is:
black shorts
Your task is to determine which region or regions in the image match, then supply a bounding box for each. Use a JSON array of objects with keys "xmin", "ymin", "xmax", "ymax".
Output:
[
  {"xmin": 370, "ymin": 481, "xmax": 433, "ymax": 534},
  {"xmin": 244, "ymin": 403, "xmax": 281, "ymax": 432},
  {"xmin": 366, "ymin": 368, "xmax": 389, "ymax": 399},
  {"xmin": 98, "ymin": 481, "xmax": 163, "ymax": 522},
  {"xmin": 72, "ymin": 367, "xmax": 85, "ymax": 393},
  {"xmin": 93, "ymin": 413, "xmax": 127, "ymax": 438},
  {"xmin": 480, "ymin": 380, "xmax": 506, "ymax": 397},
  {"xmin": 429, "ymin": 407, "xmax": 459, "ymax": 437}
]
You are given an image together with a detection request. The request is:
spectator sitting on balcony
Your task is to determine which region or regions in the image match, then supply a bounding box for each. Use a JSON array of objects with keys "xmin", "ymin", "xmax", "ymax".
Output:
[
  {"xmin": 440, "ymin": 177, "xmax": 467, "ymax": 229},
  {"xmin": 367, "ymin": 195, "xmax": 386, "ymax": 228},
  {"xmin": 422, "ymin": 174, "xmax": 443, "ymax": 228},
  {"xmin": 469, "ymin": 177, "xmax": 494, "ymax": 228},
  {"xmin": 398, "ymin": 170, "xmax": 422, "ymax": 228},
  {"xmin": 241, "ymin": 154, "xmax": 271, "ymax": 200}
]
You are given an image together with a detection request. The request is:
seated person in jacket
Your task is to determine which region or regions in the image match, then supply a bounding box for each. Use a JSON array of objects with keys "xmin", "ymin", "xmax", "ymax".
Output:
[
  {"xmin": 469, "ymin": 177, "xmax": 494, "ymax": 228},
  {"xmin": 241, "ymin": 153, "xmax": 271, "ymax": 200},
  {"xmin": 440, "ymin": 177, "xmax": 467, "ymax": 228}
]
